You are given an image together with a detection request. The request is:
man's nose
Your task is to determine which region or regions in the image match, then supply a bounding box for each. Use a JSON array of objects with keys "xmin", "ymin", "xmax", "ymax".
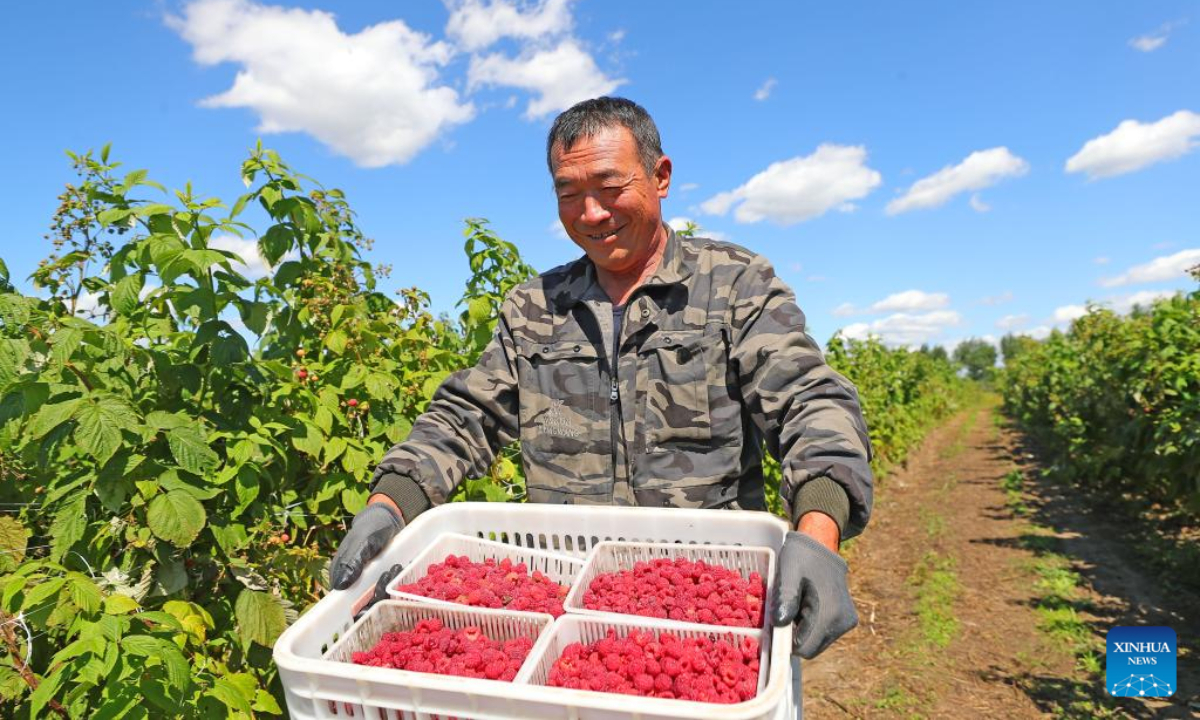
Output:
[{"xmin": 581, "ymin": 194, "xmax": 611, "ymax": 224}]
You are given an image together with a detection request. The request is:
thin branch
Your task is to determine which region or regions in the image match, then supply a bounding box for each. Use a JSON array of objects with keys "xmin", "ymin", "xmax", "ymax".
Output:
[{"xmin": 0, "ymin": 611, "xmax": 70, "ymax": 717}]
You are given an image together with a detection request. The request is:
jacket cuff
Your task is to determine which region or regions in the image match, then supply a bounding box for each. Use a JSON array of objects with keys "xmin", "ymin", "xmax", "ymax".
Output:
[
  {"xmin": 371, "ymin": 473, "xmax": 432, "ymax": 523},
  {"xmin": 790, "ymin": 476, "xmax": 850, "ymax": 535}
]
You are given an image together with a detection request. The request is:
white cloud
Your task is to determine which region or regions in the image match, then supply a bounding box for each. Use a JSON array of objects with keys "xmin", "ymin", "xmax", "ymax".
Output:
[
  {"xmin": 753, "ymin": 78, "xmax": 777, "ymax": 101},
  {"xmin": 1065, "ymin": 110, "xmax": 1200, "ymax": 179},
  {"xmin": 1111, "ymin": 289, "xmax": 1178, "ymax": 313},
  {"xmin": 1129, "ymin": 20, "xmax": 1187, "ymax": 53},
  {"xmin": 210, "ymin": 234, "xmax": 297, "ymax": 280},
  {"xmin": 468, "ymin": 39, "xmax": 623, "ymax": 119},
  {"xmin": 838, "ymin": 290, "xmax": 950, "ymax": 316},
  {"xmin": 170, "ymin": 0, "xmax": 473, "ymax": 168},
  {"xmin": 700, "ymin": 145, "xmax": 882, "ymax": 225},
  {"xmin": 886, "ymin": 147, "xmax": 1028, "ymax": 215},
  {"xmin": 979, "ymin": 291, "xmax": 1014, "ymax": 306},
  {"xmin": 666, "ymin": 217, "xmax": 729, "ymax": 242},
  {"xmin": 1052, "ymin": 304, "xmax": 1088, "ymax": 324},
  {"xmin": 789, "ymin": 262, "xmax": 803, "ymax": 273},
  {"xmin": 969, "ymin": 193, "xmax": 990, "ymax": 212},
  {"xmin": 445, "ymin": 0, "xmax": 573, "ymax": 51},
  {"xmin": 678, "ymin": 182, "xmax": 699, "ymax": 192},
  {"xmin": 1093, "ymin": 256, "xmax": 1111, "ymax": 265},
  {"xmin": 608, "ymin": 29, "xmax": 625, "ymax": 43},
  {"xmin": 1130, "ymin": 35, "xmax": 1166, "ymax": 52},
  {"xmin": 838, "ymin": 310, "xmax": 963, "ymax": 347},
  {"xmin": 1099, "ymin": 248, "xmax": 1200, "ymax": 287},
  {"xmin": 1027, "ymin": 325, "xmax": 1051, "ymax": 340},
  {"xmin": 869, "ymin": 290, "xmax": 949, "ymax": 313},
  {"xmin": 995, "ymin": 314, "xmax": 1029, "ymax": 331}
]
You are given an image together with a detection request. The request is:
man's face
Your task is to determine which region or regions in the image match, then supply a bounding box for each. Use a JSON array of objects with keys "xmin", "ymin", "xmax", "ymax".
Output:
[{"xmin": 551, "ymin": 126, "xmax": 672, "ymax": 277}]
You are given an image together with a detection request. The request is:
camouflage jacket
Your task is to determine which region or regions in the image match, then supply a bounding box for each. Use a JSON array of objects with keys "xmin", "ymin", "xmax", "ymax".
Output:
[{"xmin": 372, "ymin": 228, "xmax": 874, "ymax": 538}]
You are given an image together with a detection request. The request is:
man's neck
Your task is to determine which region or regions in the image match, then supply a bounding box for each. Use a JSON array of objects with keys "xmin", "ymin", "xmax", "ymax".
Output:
[{"xmin": 596, "ymin": 227, "xmax": 669, "ymax": 306}]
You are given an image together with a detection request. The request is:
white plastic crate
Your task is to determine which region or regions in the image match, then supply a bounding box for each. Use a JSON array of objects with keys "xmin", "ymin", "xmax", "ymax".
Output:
[
  {"xmin": 274, "ymin": 503, "xmax": 800, "ymax": 720},
  {"xmin": 564, "ymin": 541, "xmax": 774, "ymax": 631},
  {"xmin": 520, "ymin": 615, "xmax": 769, "ymax": 705},
  {"xmin": 388, "ymin": 532, "xmax": 583, "ymax": 615}
]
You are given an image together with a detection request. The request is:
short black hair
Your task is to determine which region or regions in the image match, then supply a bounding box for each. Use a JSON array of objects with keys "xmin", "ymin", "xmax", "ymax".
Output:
[{"xmin": 546, "ymin": 97, "xmax": 663, "ymax": 177}]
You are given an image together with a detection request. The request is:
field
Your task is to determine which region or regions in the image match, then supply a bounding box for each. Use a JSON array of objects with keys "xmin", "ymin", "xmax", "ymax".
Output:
[{"xmin": 0, "ymin": 148, "xmax": 1196, "ymax": 718}]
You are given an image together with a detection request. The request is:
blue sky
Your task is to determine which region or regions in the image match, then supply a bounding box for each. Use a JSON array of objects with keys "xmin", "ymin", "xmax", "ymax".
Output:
[{"xmin": 3, "ymin": 0, "xmax": 1197, "ymax": 349}]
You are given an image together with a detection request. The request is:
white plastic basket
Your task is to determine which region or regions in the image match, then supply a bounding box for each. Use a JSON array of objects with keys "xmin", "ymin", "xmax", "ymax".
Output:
[
  {"xmin": 274, "ymin": 503, "xmax": 800, "ymax": 720},
  {"xmin": 565, "ymin": 541, "xmax": 774, "ymax": 631},
  {"xmin": 520, "ymin": 615, "xmax": 770, "ymax": 704},
  {"xmin": 388, "ymin": 532, "xmax": 583, "ymax": 615}
]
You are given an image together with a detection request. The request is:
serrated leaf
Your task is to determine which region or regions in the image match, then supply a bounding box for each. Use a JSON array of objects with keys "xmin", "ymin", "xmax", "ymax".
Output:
[
  {"xmin": 50, "ymin": 327, "xmax": 84, "ymax": 366},
  {"xmin": 111, "ymin": 273, "xmax": 144, "ymax": 315},
  {"xmin": 167, "ymin": 425, "xmax": 219, "ymax": 475},
  {"xmin": 210, "ymin": 523, "xmax": 249, "ymax": 555},
  {"xmin": 104, "ymin": 594, "xmax": 141, "ymax": 614},
  {"xmin": 290, "ymin": 421, "xmax": 323, "ymax": 458},
  {"xmin": 68, "ymin": 573, "xmax": 103, "ymax": 614},
  {"xmin": 340, "ymin": 444, "xmax": 371, "ymax": 475},
  {"xmin": 24, "ymin": 577, "xmax": 65, "ymax": 608},
  {"xmin": 120, "ymin": 634, "xmax": 160, "ymax": 656},
  {"xmin": 233, "ymin": 466, "xmax": 259, "ymax": 518},
  {"xmin": 0, "ymin": 338, "xmax": 29, "ymax": 387},
  {"xmin": 322, "ymin": 435, "xmax": 347, "ymax": 467},
  {"xmin": 28, "ymin": 397, "xmax": 81, "ymax": 439},
  {"xmin": 50, "ymin": 493, "xmax": 87, "ymax": 561},
  {"xmin": 28, "ymin": 666, "xmax": 63, "ymax": 719},
  {"xmin": 74, "ymin": 395, "xmax": 136, "ymax": 466},
  {"xmin": 467, "ymin": 296, "xmax": 491, "ymax": 325},
  {"xmin": 253, "ymin": 688, "xmax": 284, "ymax": 714},
  {"xmin": 235, "ymin": 590, "xmax": 287, "ymax": 647},
  {"xmin": 231, "ymin": 566, "xmax": 269, "ymax": 592},
  {"xmin": 145, "ymin": 411, "xmax": 190, "ymax": 431},
  {"xmin": 323, "ymin": 328, "xmax": 348, "ymax": 354},
  {"xmin": 341, "ymin": 487, "xmax": 368, "ymax": 515},
  {"xmin": 0, "ymin": 294, "xmax": 30, "ymax": 326},
  {"xmin": 0, "ymin": 517, "xmax": 29, "ymax": 572},
  {"xmin": 209, "ymin": 677, "xmax": 254, "ymax": 715},
  {"xmin": 147, "ymin": 490, "xmax": 206, "ymax": 546},
  {"xmin": 365, "ymin": 372, "xmax": 396, "ymax": 400}
]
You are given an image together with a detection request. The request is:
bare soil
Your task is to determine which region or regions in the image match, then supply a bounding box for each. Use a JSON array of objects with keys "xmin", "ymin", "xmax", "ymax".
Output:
[{"xmin": 801, "ymin": 399, "xmax": 1200, "ymax": 719}]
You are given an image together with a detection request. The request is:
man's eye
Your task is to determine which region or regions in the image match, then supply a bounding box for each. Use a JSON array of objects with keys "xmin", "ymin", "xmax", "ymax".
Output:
[{"xmin": 558, "ymin": 193, "xmax": 577, "ymax": 201}]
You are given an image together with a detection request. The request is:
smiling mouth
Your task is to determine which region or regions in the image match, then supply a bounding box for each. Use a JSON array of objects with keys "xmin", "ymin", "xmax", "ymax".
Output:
[{"xmin": 583, "ymin": 227, "xmax": 622, "ymax": 241}]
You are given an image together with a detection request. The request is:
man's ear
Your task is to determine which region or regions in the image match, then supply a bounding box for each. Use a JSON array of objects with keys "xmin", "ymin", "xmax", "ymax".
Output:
[{"xmin": 655, "ymin": 155, "xmax": 672, "ymax": 199}]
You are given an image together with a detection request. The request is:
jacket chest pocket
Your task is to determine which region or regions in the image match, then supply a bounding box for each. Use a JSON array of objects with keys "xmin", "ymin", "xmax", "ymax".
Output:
[
  {"xmin": 636, "ymin": 329, "xmax": 721, "ymax": 449},
  {"xmin": 516, "ymin": 341, "xmax": 603, "ymax": 455}
]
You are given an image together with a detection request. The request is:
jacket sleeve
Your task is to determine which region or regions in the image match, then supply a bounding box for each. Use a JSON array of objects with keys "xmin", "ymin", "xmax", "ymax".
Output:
[
  {"xmin": 369, "ymin": 301, "xmax": 521, "ymax": 521},
  {"xmin": 727, "ymin": 254, "xmax": 874, "ymax": 538}
]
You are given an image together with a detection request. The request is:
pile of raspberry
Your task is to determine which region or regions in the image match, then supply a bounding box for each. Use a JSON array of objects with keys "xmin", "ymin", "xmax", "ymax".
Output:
[
  {"xmin": 351, "ymin": 618, "xmax": 532, "ymax": 680},
  {"xmin": 396, "ymin": 554, "xmax": 570, "ymax": 617},
  {"xmin": 582, "ymin": 557, "xmax": 765, "ymax": 628},
  {"xmin": 547, "ymin": 629, "xmax": 760, "ymax": 703}
]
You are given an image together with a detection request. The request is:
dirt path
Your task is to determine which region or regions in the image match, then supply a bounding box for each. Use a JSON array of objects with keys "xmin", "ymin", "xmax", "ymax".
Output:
[{"xmin": 801, "ymin": 397, "xmax": 1200, "ymax": 719}]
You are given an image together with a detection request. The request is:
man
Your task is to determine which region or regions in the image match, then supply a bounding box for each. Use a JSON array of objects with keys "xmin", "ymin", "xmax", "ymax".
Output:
[{"xmin": 331, "ymin": 97, "xmax": 873, "ymax": 659}]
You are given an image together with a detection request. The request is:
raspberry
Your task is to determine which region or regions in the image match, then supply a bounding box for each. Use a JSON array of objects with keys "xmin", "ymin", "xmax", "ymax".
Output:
[{"xmin": 402, "ymin": 553, "xmax": 570, "ymax": 616}]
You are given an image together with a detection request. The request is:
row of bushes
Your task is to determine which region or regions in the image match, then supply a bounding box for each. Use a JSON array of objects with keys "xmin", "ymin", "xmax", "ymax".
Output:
[
  {"xmin": 0, "ymin": 148, "xmax": 964, "ymax": 718},
  {"xmin": 999, "ymin": 279, "xmax": 1200, "ymax": 510}
]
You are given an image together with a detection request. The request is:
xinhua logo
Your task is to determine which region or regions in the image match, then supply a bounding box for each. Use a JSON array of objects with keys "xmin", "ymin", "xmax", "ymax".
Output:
[{"xmin": 1106, "ymin": 626, "xmax": 1176, "ymax": 697}]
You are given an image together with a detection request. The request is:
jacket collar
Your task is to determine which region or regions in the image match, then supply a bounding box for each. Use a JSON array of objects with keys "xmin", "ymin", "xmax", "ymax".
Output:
[{"xmin": 552, "ymin": 224, "xmax": 694, "ymax": 311}]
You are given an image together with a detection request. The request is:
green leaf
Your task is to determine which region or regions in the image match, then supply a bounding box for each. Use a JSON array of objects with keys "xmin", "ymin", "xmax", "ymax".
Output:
[
  {"xmin": 365, "ymin": 372, "xmax": 396, "ymax": 400},
  {"xmin": 253, "ymin": 688, "xmax": 284, "ymax": 714},
  {"xmin": 24, "ymin": 577, "xmax": 65, "ymax": 608},
  {"xmin": 323, "ymin": 328, "xmax": 348, "ymax": 354},
  {"xmin": 290, "ymin": 421, "xmax": 323, "ymax": 458},
  {"xmin": 28, "ymin": 666, "xmax": 63, "ymax": 719},
  {"xmin": 28, "ymin": 397, "xmax": 81, "ymax": 439},
  {"xmin": 233, "ymin": 466, "xmax": 260, "ymax": 518},
  {"xmin": 210, "ymin": 523, "xmax": 249, "ymax": 555},
  {"xmin": 145, "ymin": 411, "xmax": 190, "ymax": 431},
  {"xmin": 111, "ymin": 273, "xmax": 144, "ymax": 315},
  {"xmin": 68, "ymin": 573, "xmax": 103, "ymax": 614},
  {"xmin": 340, "ymin": 444, "xmax": 371, "ymax": 475},
  {"xmin": 104, "ymin": 594, "xmax": 140, "ymax": 615},
  {"xmin": 0, "ymin": 293, "xmax": 30, "ymax": 326},
  {"xmin": 74, "ymin": 395, "xmax": 137, "ymax": 466},
  {"xmin": 0, "ymin": 517, "xmax": 29, "ymax": 572},
  {"xmin": 120, "ymin": 634, "xmax": 160, "ymax": 656},
  {"xmin": 167, "ymin": 425, "xmax": 219, "ymax": 475},
  {"xmin": 0, "ymin": 338, "xmax": 30, "ymax": 387},
  {"xmin": 50, "ymin": 493, "xmax": 88, "ymax": 561},
  {"xmin": 49, "ymin": 327, "xmax": 84, "ymax": 366},
  {"xmin": 235, "ymin": 590, "xmax": 288, "ymax": 648},
  {"xmin": 259, "ymin": 225, "xmax": 293, "ymax": 267},
  {"xmin": 147, "ymin": 490, "xmax": 207, "ymax": 546},
  {"xmin": 467, "ymin": 296, "xmax": 492, "ymax": 325},
  {"xmin": 159, "ymin": 469, "xmax": 222, "ymax": 500},
  {"xmin": 341, "ymin": 487, "xmax": 369, "ymax": 515},
  {"xmin": 209, "ymin": 677, "xmax": 254, "ymax": 715}
]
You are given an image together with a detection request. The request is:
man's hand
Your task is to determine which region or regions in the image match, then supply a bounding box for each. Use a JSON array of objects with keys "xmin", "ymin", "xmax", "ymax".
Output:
[
  {"xmin": 329, "ymin": 497, "xmax": 404, "ymax": 590},
  {"xmin": 770, "ymin": 513, "xmax": 858, "ymax": 659}
]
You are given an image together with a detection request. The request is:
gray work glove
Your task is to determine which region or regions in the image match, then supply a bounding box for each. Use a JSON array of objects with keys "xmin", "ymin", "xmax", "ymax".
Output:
[
  {"xmin": 770, "ymin": 531, "xmax": 858, "ymax": 659},
  {"xmin": 330, "ymin": 503, "xmax": 404, "ymax": 590}
]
